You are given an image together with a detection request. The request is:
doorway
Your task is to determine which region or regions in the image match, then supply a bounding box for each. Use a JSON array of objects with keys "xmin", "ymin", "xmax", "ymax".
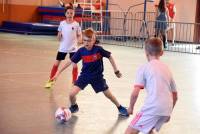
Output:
[{"xmin": 194, "ymin": 0, "xmax": 200, "ymax": 43}]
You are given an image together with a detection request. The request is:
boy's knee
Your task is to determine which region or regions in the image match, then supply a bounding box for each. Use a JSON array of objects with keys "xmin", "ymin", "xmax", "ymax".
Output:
[
  {"xmin": 103, "ymin": 89, "xmax": 112, "ymax": 97},
  {"xmin": 73, "ymin": 64, "xmax": 78, "ymax": 68}
]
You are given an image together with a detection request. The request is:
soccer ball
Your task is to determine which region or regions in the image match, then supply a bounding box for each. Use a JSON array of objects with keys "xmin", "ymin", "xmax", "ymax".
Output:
[{"xmin": 55, "ymin": 107, "xmax": 72, "ymax": 124}]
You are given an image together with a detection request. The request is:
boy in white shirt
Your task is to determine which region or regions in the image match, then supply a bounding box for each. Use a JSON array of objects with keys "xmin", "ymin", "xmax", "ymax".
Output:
[
  {"xmin": 125, "ymin": 37, "xmax": 178, "ymax": 134},
  {"xmin": 45, "ymin": 6, "xmax": 82, "ymax": 88}
]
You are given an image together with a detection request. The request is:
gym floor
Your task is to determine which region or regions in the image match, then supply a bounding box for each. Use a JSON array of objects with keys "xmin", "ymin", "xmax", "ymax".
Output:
[{"xmin": 0, "ymin": 33, "xmax": 200, "ymax": 134}]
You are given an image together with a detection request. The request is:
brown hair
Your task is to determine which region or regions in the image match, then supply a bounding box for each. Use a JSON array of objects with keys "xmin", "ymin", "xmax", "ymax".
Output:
[
  {"xmin": 158, "ymin": 0, "xmax": 166, "ymax": 12},
  {"xmin": 65, "ymin": 6, "xmax": 74, "ymax": 13},
  {"xmin": 145, "ymin": 37, "xmax": 163, "ymax": 56},
  {"xmin": 83, "ymin": 28, "xmax": 96, "ymax": 38}
]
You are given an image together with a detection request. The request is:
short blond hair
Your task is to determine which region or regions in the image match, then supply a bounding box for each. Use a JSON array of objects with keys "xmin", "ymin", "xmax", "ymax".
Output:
[
  {"xmin": 145, "ymin": 37, "xmax": 163, "ymax": 56},
  {"xmin": 83, "ymin": 28, "xmax": 96, "ymax": 38}
]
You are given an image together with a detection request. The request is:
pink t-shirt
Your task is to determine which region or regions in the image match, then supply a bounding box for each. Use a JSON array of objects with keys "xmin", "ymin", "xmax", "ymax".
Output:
[{"xmin": 134, "ymin": 59, "xmax": 177, "ymax": 116}]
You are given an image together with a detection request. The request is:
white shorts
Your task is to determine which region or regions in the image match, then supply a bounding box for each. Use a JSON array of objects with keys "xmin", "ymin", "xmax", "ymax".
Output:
[
  {"xmin": 129, "ymin": 112, "xmax": 169, "ymax": 134},
  {"xmin": 168, "ymin": 22, "xmax": 175, "ymax": 30}
]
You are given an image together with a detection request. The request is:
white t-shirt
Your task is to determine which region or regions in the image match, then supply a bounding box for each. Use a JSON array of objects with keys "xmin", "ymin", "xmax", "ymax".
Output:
[
  {"xmin": 134, "ymin": 59, "xmax": 177, "ymax": 116},
  {"xmin": 58, "ymin": 20, "xmax": 81, "ymax": 53}
]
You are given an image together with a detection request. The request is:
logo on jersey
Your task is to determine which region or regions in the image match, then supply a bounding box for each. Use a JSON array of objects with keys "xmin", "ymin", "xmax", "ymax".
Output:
[
  {"xmin": 93, "ymin": 55, "xmax": 97, "ymax": 60},
  {"xmin": 82, "ymin": 53, "xmax": 102, "ymax": 63}
]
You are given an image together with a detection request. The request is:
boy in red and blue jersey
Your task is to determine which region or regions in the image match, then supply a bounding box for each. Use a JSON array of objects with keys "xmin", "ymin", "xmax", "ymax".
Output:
[{"xmin": 52, "ymin": 28, "xmax": 129, "ymax": 116}]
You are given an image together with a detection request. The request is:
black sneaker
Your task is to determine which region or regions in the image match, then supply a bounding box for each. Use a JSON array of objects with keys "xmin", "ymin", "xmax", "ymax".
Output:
[
  {"xmin": 69, "ymin": 104, "xmax": 79, "ymax": 113},
  {"xmin": 118, "ymin": 105, "xmax": 129, "ymax": 117}
]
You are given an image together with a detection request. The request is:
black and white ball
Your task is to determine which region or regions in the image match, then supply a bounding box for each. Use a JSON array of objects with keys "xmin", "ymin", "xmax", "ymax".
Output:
[{"xmin": 55, "ymin": 107, "xmax": 72, "ymax": 124}]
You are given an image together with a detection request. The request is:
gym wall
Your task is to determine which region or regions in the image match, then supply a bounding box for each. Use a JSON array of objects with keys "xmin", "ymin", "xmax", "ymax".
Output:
[
  {"xmin": 0, "ymin": 0, "xmax": 72, "ymax": 24},
  {"xmin": 109, "ymin": 0, "xmax": 197, "ymax": 23}
]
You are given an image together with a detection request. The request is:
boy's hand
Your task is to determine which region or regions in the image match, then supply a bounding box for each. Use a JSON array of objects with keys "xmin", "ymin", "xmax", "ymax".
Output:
[
  {"xmin": 114, "ymin": 70, "xmax": 122, "ymax": 78},
  {"xmin": 57, "ymin": 32, "xmax": 62, "ymax": 41},
  {"xmin": 127, "ymin": 107, "xmax": 133, "ymax": 115}
]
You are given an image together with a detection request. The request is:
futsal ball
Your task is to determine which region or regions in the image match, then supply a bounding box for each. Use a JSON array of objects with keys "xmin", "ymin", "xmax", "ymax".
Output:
[{"xmin": 55, "ymin": 107, "xmax": 72, "ymax": 124}]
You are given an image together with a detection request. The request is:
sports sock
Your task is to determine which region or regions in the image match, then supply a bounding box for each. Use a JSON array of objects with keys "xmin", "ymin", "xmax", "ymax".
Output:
[
  {"xmin": 50, "ymin": 64, "xmax": 58, "ymax": 80},
  {"xmin": 72, "ymin": 66, "xmax": 78, "ymax": 83}
]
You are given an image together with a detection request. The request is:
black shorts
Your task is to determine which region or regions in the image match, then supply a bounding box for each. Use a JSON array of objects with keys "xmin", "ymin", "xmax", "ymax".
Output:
[
  {"xmin": 74, "ymin": 75, "xmax": 109, "ymax": 93},
  {"xmin": 56, "ymin": 51, "xmax": 76, "ymax": 60}
]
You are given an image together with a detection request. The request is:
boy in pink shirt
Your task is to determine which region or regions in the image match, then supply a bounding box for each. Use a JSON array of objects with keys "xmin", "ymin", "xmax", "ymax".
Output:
[{"xmin": 125, "ymin": 37, "xmax": 178, "ymax": 134}]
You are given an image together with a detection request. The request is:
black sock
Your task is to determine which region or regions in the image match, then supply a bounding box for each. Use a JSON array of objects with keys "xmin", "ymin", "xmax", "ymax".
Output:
[{"xmin": 71, "ymin": 104, "xmax": 78, "ymax": 107}]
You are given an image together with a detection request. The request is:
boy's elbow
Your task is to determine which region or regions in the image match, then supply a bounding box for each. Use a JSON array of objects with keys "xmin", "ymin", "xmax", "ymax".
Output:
[
  {"xmin": 172, "ymin": 92, "xmax": 178, "ymax": 101},
  {"xmin": 108, "ymin": 54, "xmax": 112, "ymax": 58}
]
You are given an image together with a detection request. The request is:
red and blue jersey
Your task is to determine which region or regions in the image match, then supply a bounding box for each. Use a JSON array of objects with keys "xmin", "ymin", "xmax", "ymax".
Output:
[{"xmin": 71, "ymin": 45, "xmax": 111, "ymax": 79}]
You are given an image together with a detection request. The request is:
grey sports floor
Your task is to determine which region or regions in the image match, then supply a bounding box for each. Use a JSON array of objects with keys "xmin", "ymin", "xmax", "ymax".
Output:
[{"xmin": 0, "ymin": 33, "xmax": 200, "ymax": 134}]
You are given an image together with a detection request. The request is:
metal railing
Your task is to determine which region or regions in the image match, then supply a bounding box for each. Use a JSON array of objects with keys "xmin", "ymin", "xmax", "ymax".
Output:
[{"xmin": 80, "ymin": 10, "xmax": 200, "ymax": 54}]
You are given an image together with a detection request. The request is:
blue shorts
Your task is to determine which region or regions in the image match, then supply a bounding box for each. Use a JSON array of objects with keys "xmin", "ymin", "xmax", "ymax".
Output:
[{"xmin": 74, "ymin": 75, "xmax": 109, "ymax": 93}]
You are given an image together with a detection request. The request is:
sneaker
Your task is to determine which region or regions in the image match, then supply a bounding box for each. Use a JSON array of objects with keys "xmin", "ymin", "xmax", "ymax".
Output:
[
  {"xmin": 118, "ymin": 105, "xmax": 129, "ymax": 117},
  {"xmin": 164, "ymin": 42, "xmax": 168, "ymax": 49},
  {"xmin": 69, "ymin": 104, "xmax": 79, "ymax": 113},
  {"xmin": 44, "ymin": 80, "xmax": 55, "ymax": 88},
  {"xmin": 196, "ymin": 46, "xmax": 200, "ymax": 49}
]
